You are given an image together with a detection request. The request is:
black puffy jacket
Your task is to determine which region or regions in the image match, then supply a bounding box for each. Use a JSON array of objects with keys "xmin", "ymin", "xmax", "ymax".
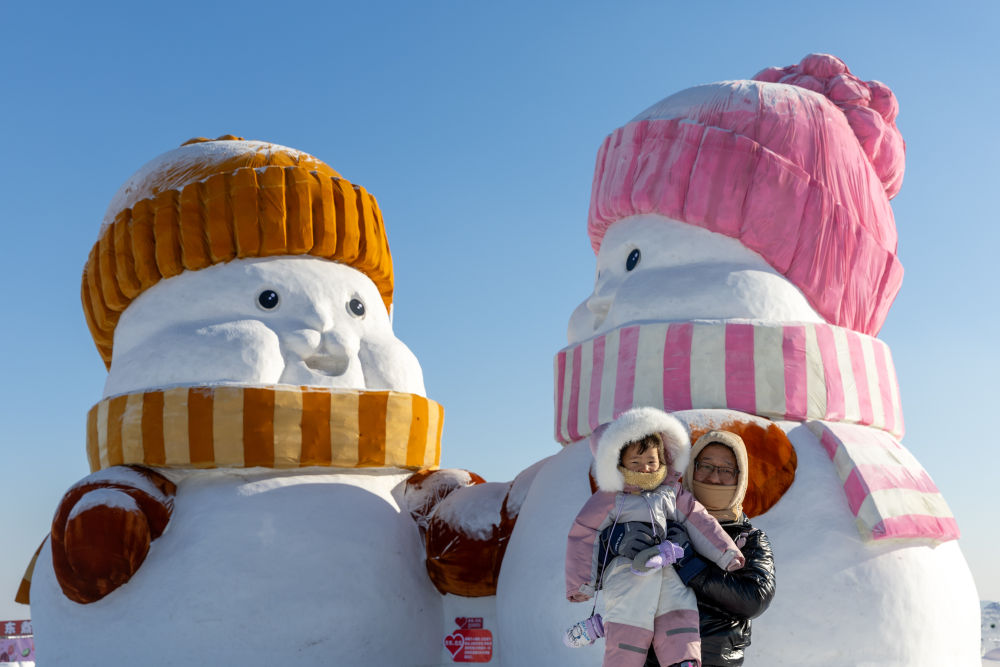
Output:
[{"xmin": 645, "ymin": 515, "xmax": 775, "ymax": 667}]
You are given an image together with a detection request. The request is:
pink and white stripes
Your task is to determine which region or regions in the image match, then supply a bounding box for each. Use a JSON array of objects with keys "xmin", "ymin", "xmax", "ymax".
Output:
[
  {"xmin": 806, "ymin": 421, "xmax": 959, "ymax": 544},
  {"xmin": 554, "ymin": 321, "xmax": 904, "ymax": 445}
]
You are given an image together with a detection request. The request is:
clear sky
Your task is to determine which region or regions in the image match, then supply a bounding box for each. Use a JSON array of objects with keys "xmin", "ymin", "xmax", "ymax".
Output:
[{"xmin": 1, "ymin": 1, "xmax": 997, "ymax": 620}]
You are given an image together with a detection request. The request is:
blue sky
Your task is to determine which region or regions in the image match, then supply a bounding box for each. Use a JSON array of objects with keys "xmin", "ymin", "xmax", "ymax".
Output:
[{"xmin": 1, "ymin": 1, "xmax": 997, "ymax": 619}]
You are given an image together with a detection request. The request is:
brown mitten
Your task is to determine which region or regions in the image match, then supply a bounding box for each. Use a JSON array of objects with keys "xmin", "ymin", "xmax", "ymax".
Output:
[{"xmin": 51, "ymin": 465, "xmax": 176, "ymax": 604}]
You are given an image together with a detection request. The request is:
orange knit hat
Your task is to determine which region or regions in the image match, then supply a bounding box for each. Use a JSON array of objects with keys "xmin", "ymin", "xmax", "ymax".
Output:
[{"xmin": 82, "ymin": 136, "xmax": 394, "ymax": 368}]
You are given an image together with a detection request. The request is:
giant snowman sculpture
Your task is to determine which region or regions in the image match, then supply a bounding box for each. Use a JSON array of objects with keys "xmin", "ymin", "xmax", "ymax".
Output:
[
  {"xmin": 24, "ymin": 137, "xmax": 455, "ymax": 665},
  {"xmin": 495, "ymin": 54, "xmax": 981, "ymax": 665}
]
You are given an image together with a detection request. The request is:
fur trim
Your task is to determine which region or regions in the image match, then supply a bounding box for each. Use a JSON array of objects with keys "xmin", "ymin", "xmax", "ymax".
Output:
[
  {"xmin": 594, "ymin": 408, "xmax": 690, "ymax": 492},
  {"xmin": 620, "ymin": 465, "xmax": 668, "ymax": 491}
]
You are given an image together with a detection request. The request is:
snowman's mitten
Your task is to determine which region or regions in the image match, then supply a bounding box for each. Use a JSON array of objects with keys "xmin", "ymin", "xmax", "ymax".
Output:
[
  {"xmin": 403, "ymin": 468, "xmax": 486, "ymax": 535},
  {"xmin": 665, "ymin": 521, "xmax": 710, "ymax": 585},
  {"xmin": 600, "ymin": 521, "xmax": 656, "ymax": 560},
  {"xmin": 50, "ymin": 465, "xmax": 176, "ymax": 604}
]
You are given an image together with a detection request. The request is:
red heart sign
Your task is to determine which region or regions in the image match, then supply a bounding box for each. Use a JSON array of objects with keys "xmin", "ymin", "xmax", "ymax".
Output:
[{"xmin": 443, "ymin": 632, "xmax": 465, "ymax": 659}]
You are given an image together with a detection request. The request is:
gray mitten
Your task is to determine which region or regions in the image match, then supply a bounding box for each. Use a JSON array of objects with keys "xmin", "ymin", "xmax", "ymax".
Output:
[
  {"xmin": 664, "ymin": 522, "xmax": 691, "ymax": 552},
  {"xmin": 615, "ymin": 523, "xmax": 657, "ymax": 559}
]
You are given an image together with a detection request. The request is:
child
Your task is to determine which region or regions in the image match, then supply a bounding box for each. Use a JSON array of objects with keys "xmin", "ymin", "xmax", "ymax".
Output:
[{"xmin": 565, "ymin": 407, "xmax": 744, "ymax": 667}]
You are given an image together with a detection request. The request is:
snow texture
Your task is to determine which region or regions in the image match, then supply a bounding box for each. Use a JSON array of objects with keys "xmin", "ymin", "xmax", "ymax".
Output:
[
  {"xmin": 67, "ymin": 488, "xmax": 139, "ymax": 521},
  {"xmin": 432, "ymin": 482, "xmax": 509, "ymax": 540},
  {"xmin": 101, "ymin": 140, "xmax": 313, "ymax": 231},
  {"xmin": 406, "ymin": 469, "xmax": 474, "ymax": 512},
  {"xmin": 67, "ymin": 466, "xmax": 169, "ymax": 504},
  {"xmin": 505, "ymin": 455, "xmax": 551, "ymax": 518}
]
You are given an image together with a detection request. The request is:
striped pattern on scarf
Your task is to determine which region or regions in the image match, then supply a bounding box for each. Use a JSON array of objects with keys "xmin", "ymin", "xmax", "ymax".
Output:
[
  {"xmin": 86, "ymin": 386, "xmax": 442, "ymax": 472},
  {"xmin": 554, "ymin": 321, "xmax": 903, "ymax": 445},
  {"xmin": 807, "ymin": 421, "xmax": 959, "ymax": 544},
  {"xmin": 554, "ymin": 320, "xmax": 957, "ymax": 544}
]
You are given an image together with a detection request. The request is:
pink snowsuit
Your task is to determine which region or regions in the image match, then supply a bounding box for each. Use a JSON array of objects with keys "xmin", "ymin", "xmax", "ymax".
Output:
[{"xmin": 565, "ymin": 408, "xmax": 743, "ymax": 667}]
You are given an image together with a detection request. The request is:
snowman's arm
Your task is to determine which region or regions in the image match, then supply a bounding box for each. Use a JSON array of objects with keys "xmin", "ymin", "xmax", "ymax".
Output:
[
  {"xmin": 50, "ymin": 465, "xmax": 176, "ymax": 604},
  {"xmin": 565, "ymin": 491, "xmax": 616, "ymax": 600},
  {"xmin": 674, "ymin": 489, "xmax": 743, "ymax": 571},
  {"xmin": 688, "ymin": 528, "xmax": 775, "ymax": 620}
]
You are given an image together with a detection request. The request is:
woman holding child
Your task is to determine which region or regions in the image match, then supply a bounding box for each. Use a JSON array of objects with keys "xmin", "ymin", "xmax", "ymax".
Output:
[
  {"xmin": 643, "ymin": 428, "xmax": 776, "ymax": 667},
  {"xmin": 565, "ymin": 408, "xmax": 747, "ymax": 667},
  {"xmin": 565, "ymin": 407, "xmax": 775, "ymax": 667}
]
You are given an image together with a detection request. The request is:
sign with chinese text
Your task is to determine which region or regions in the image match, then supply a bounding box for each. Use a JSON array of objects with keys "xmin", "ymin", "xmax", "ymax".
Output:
[{"xmin": 443, "ymin": 616, "xmax": 493, "ymax": 663}]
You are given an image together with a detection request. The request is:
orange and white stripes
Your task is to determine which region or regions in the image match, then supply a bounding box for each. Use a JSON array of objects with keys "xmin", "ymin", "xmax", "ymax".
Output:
[{"xmin": 86, "ymin": 386, "xmax": 443, "ymax": 472}]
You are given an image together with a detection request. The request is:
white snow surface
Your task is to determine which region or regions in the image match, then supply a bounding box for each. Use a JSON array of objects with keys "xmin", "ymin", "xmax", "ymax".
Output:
[
  {"xmin": 32, "ymin": 468, "xmax": 447, "ymax": 666},
  {"xmin": 403, "ymin": 468, "xmax": 476, "ymax": 534},
  {"xmin": 630, "ymin": 79, "xmax": 830, "ymax": 125},
  {"xmin": 505, "ymin": 454, "xmax": 551, "ymax": 518},
  {"xmin": 67, "ymin": 465, "xmax": 169, "ymax": 504},
  {"xmin": 66, "ymin": 488, "xmax": 139, "ymax": 521},
  {"xmin": 567, "ymin": 215, "xmax": 823, "ymax": 343},
  {"xmin": 432, "ymin": 482, "xmax": 510, "ymax": 540},
  {"xmin": 100, "ymin": 139, "xmax": 314, "ymax": 230}
]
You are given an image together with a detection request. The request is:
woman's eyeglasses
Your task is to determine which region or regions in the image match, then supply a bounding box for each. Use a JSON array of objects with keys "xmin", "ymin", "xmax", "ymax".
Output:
[{"xmin": 693, "ymin": 461, "xmax": 738, "ymax": 484}]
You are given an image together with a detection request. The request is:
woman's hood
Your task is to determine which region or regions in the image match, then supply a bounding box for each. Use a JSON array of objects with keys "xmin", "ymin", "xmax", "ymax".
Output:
[
  {"xmin": 683, "ymin": 429, "xmax": 750, "ymax": 512},
  {"xmin": 594, "ymin": 407, "xmax": 690, "ymax": 492}
]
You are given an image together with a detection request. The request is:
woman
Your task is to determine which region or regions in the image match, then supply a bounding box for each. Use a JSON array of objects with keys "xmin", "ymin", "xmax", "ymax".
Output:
[{"xmin": 637, "ymin": 430, "xmax": 776, "ymax": 667}]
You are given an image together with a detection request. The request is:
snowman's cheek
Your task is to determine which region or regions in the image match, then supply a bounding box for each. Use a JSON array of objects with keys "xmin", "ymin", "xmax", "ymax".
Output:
[{"xmin": 105, "ymin": 321, "xmax": 285, "ymax": 394}]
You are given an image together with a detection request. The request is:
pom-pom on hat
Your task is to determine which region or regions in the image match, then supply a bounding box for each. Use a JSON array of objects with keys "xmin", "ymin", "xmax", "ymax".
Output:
[
  {"xmin": 82, "ymin": 136, "xmax": 393, "ymax": 367},
  {"xmin": 587, "ymin": 53, "xmax": 905, "ymax": 336}
]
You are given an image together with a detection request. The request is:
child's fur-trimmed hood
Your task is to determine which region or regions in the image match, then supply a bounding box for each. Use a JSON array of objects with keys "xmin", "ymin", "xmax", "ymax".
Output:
[{"xmin": 594, "ymin": 407, "xmax": 690, "ymax": 492}]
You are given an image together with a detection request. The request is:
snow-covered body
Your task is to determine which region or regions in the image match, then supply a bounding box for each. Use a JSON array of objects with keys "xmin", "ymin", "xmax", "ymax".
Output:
[{"xmin": 31, "ymin": 467, "xmax": 441, "ymax": 665}]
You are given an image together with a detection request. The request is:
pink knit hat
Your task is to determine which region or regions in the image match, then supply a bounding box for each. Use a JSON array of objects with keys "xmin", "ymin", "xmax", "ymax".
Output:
[{"xmin": 587, "ymin": 53, "xmax": 905, "ymax": 336}]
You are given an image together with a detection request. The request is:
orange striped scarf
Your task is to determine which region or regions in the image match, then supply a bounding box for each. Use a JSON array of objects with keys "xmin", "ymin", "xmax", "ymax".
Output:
[{"xmin": 86, "ymin": 386, "xmax": 443, "ymax": 472}]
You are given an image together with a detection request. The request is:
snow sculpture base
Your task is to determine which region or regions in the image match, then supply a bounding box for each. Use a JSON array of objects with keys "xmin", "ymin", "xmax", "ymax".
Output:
[
  {"xmin": 497, "ymin": 415, "xmax": 981, "ymax": 666},
  {"xmin": 31, "ymin": 468, "xmax": 444, "ymax": 666}
]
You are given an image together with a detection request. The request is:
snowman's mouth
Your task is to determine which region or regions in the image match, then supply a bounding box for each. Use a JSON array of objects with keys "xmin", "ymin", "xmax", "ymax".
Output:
[{"xmin": 303, "ymin": 353, "xmax": 349, "ymax": 376}]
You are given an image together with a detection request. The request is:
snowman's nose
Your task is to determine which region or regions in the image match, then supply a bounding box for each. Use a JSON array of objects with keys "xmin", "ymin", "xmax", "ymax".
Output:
[
  {"xmin": 302, "ymin": 330, "xmax": 359, "ymax": 377},
  {"xmin": 586, "ymin": 292, "xmax": 612, "ymax": 327}
]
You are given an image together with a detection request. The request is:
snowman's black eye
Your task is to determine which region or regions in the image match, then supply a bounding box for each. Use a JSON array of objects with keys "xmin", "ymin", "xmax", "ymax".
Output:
[
  {"xmin": 348, "ymin": 298, "xmax": 366, "ymax": 318},
  {"xmin": 257, "ymin": 290, "xmax": 279, "ymax": 310},
  {"xmin": 626, "ymin": 248, "xmax": 641, "ymax": 271}
]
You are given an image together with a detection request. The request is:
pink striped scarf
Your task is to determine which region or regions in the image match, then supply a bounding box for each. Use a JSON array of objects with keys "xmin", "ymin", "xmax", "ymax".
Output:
[
  {"xmin": 554, "ymin": 321, "xmax": 903, "ymax": 445},
  {"xmin": 808, "ymin": 421, "xmax": 959, "ymax": 544},
  {"xmin": 554, "ymin": 321, "xmax": 957, "ymax": 544}
]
